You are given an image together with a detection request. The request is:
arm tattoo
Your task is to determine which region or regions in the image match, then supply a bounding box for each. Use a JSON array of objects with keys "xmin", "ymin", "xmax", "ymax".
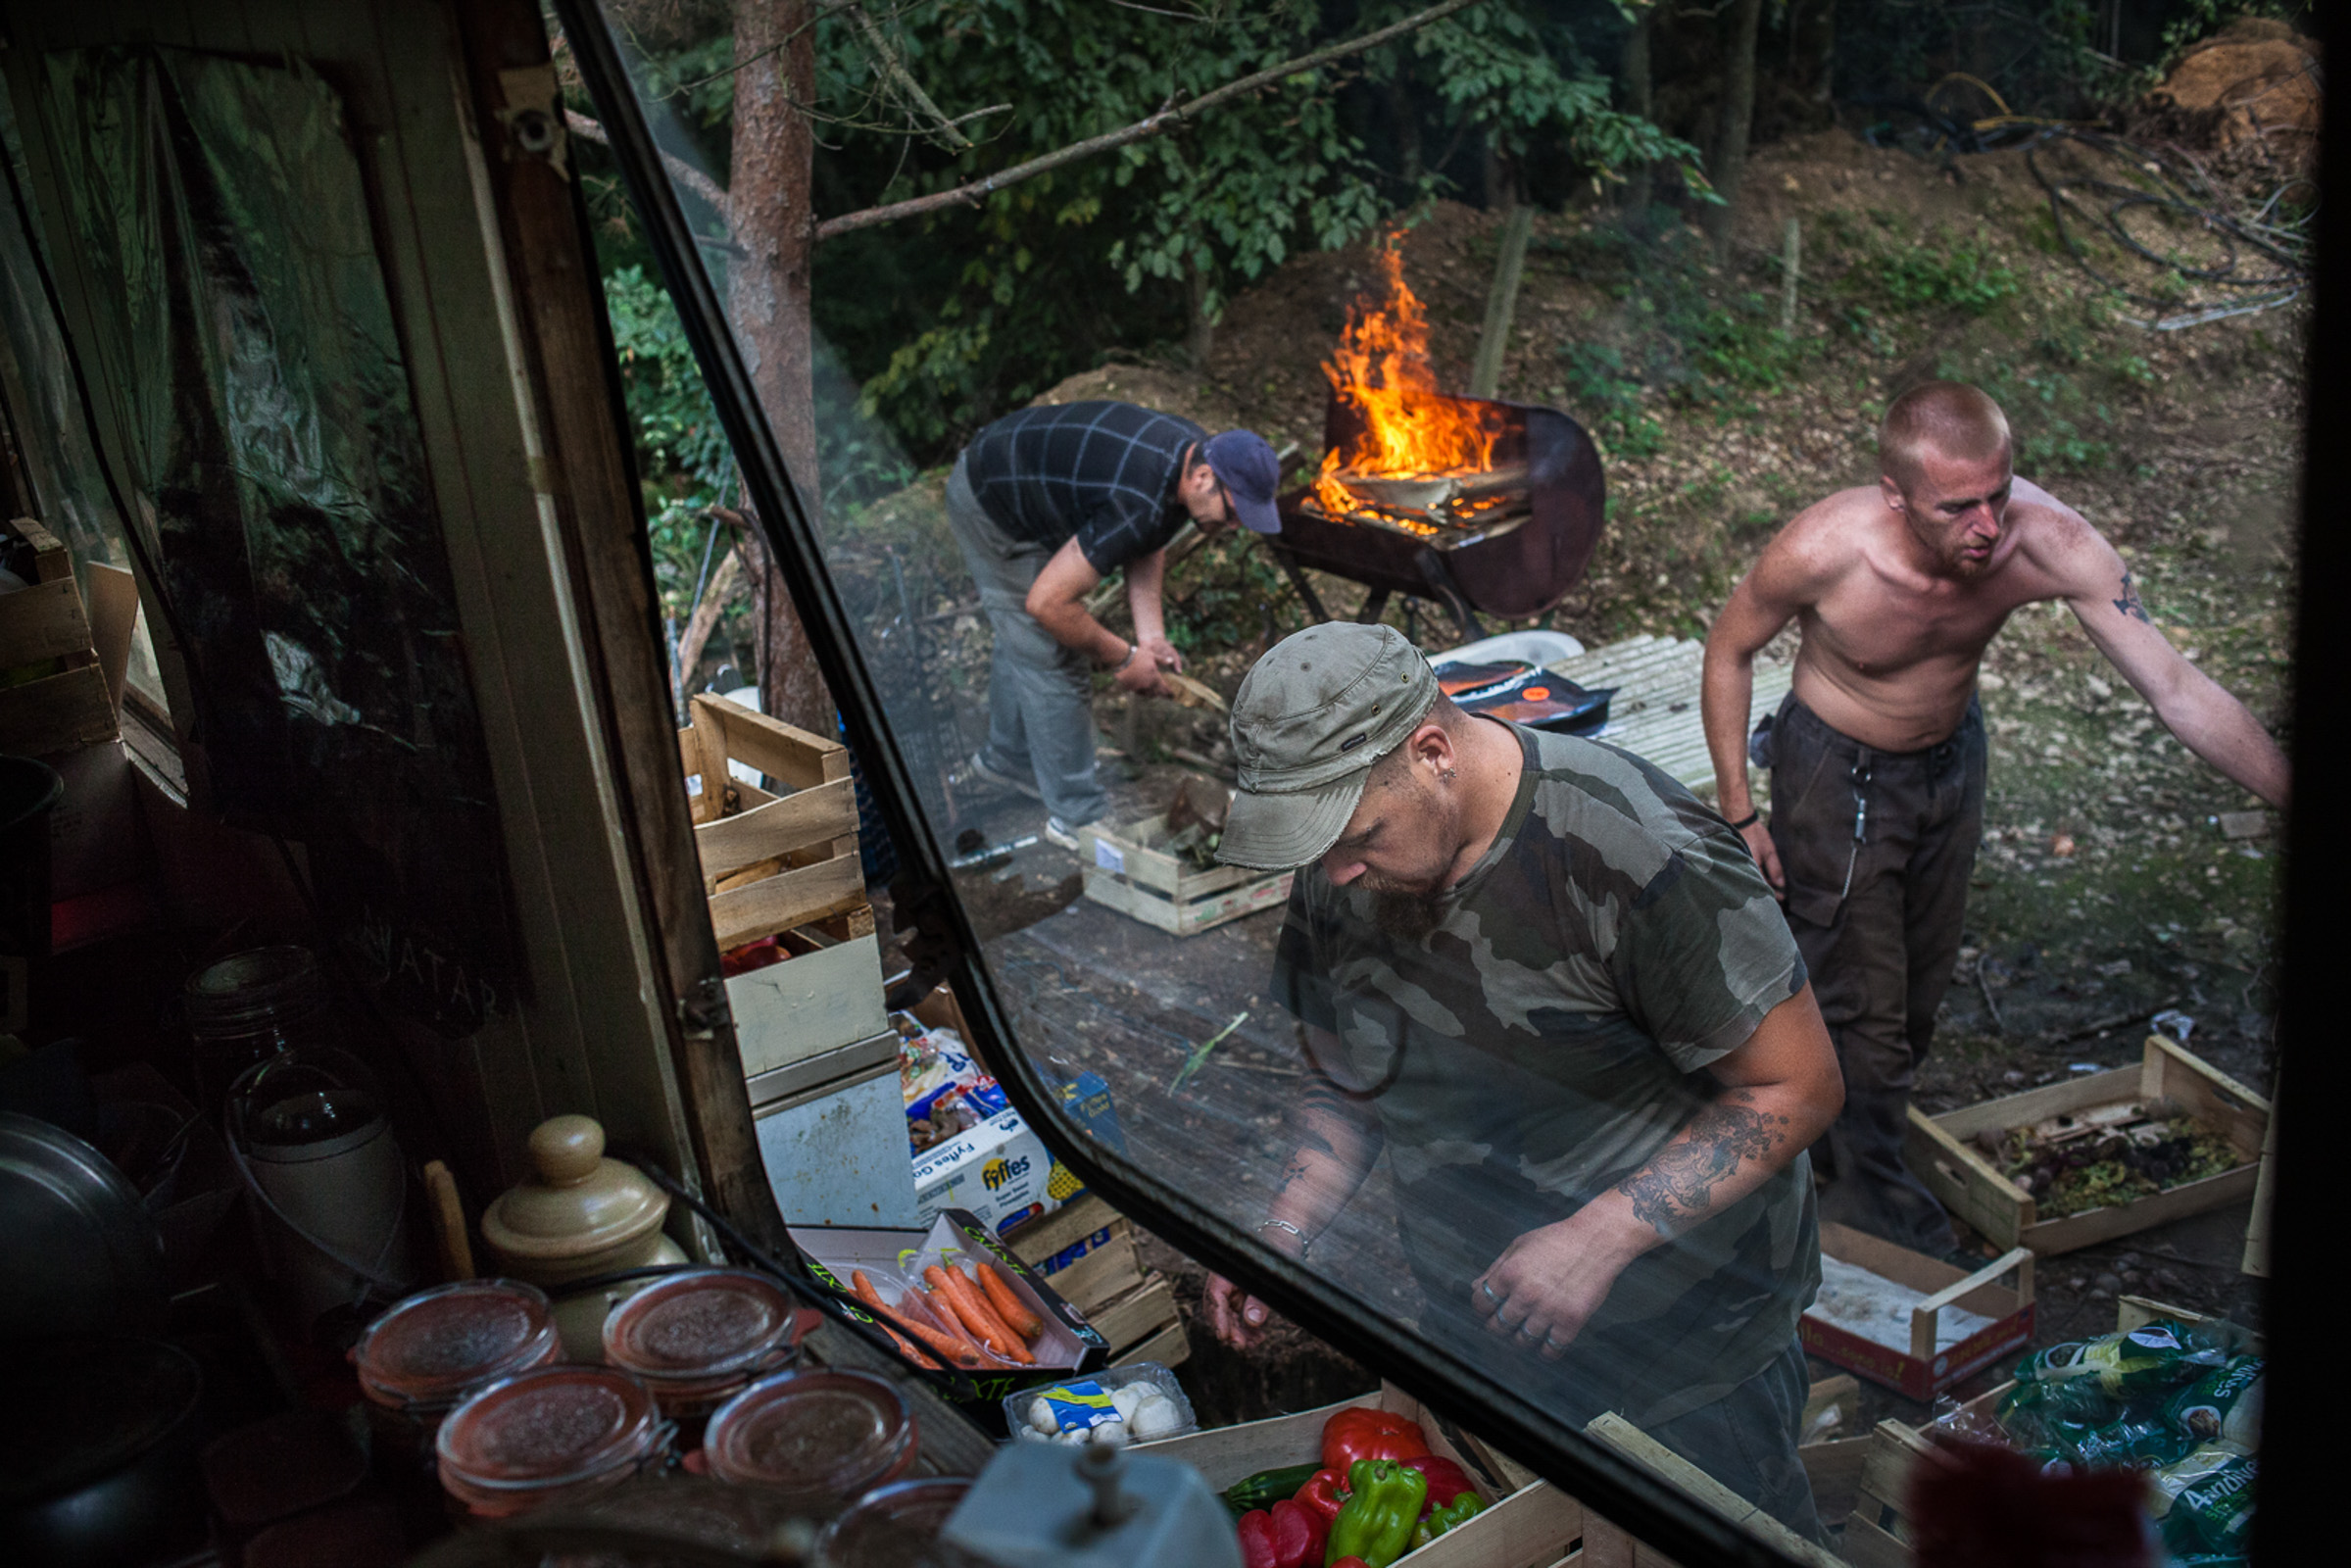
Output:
[
  {"xmin": 2113, "ymin": 571, "xmax": 2150, "ymax": 623},
  {"xmin": 1616, "ymin": 1098, "xmax": 1790, "ymax": 1238}
]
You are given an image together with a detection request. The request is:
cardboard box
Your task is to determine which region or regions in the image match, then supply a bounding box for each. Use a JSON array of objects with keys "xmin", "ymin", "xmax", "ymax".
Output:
[
  {"xmin": 791, "ymin": 1208, "xmax": 1109, "ymax": 1421},
  {"xmin": 1800, "ymin": 1222, "xmax": 2034, "ymax": 1402},
  {"xmin": 911, "ymin": 1104, "xmax": 1087, "ymax": 1236}
]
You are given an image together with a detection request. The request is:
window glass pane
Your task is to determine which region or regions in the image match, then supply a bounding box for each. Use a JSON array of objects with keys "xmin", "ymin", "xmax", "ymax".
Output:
[{"xmin": 567, "ymin": 6, "xmax": 2296, "ymax": 1558}]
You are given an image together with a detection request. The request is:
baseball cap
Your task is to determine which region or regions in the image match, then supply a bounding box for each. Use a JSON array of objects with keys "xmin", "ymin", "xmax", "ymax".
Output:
[
  {"xmin": 1216, "ymin": 623, "xmax": 1439, "ymax": 869},
  {"xmin": 1202, "ymin": 429, "xmax": 1284, "ymax": 535}
]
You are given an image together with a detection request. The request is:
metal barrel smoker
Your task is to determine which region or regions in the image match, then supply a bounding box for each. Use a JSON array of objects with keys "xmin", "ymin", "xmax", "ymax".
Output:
[{"xmin": 1269, "ymin": 389, "xmax": 1606, "ymax": 642}]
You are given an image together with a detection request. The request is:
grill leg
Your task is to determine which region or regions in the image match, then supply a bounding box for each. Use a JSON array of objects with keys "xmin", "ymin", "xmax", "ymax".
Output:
[
  {"xmin": 1273, "ymin": 550, "xmax": 1333, "ymax": 624},
  {"xmin": 1413, "ymin": 548, "xmax": 1486, "ymax": 645},
  {"xmin": 1354, "ymin": 587, "xmax": 1391, "ymax": 625}
]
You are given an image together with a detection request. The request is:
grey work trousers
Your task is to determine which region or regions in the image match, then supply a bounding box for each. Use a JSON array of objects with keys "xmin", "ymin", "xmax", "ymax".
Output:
[
  {"xmin": 945, "ymin": 454, "xmax": 1109, "ymax": 828},
  {"xmin": 1764, "ymin": 691, "xmax": 1986, "ymax": 1255}
]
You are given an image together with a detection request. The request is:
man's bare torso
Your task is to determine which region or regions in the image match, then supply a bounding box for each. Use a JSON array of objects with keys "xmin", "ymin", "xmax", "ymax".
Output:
[{"xmin": 1788, "ymin": 480, "xmax": 2082, "ymax": 752}]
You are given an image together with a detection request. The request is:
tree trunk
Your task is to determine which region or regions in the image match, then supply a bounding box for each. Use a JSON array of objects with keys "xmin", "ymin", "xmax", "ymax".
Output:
[
  {"xmin": 730, "ymin": 0, "xmax": 833, "ymax": 736},
  {"xmin": 1387, "ymin": 78, "xmax": 1423, "ymax": 185},
  {"xmin": 1187, "ymin": 260, "xmax": 1215, "ymax": 369},
  {"xmin": 1619, "ymin": 9, "xmax": 1654, "ymax": 226},
  {"xmin": 1702, "ymin": 0, "xmax": 1764, "ymax": 255}
]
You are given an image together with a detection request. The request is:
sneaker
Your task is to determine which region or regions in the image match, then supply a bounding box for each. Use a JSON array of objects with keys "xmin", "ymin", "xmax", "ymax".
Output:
[
  {"xmin": 956, "ymin": 752, "xmax": 1041, "ymax": 802},
  {"xmin": 1044, "ymin": 815, "xmax": 1089, "ymax": 851}
]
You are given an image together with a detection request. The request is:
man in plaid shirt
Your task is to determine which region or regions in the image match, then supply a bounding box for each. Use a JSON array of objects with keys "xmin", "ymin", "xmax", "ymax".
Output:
[{"xmin": 949, "ymin": 399, "xmax": 1283, "ymax": 844}]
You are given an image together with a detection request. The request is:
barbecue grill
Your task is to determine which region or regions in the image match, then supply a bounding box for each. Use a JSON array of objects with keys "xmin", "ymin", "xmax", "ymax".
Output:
[{"xmin": 1270, "ymin": 389, "xmax": 1606, "ymax": 640}]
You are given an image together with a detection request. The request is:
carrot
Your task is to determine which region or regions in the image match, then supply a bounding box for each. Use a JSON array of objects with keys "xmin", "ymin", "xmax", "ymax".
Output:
[
  {"xmin": 847, "ymin": 1272, "xmax": 941, "ymax": 1370},
  {"xmin": 927, "ymin": 1263, "xmax": 1033, "ymax": 1364},
  {"xmin": 852, "ymin": 1270, "xmax": 980, "ymax": 1368},
  {"xmin": 979, "ymin": 1262, "xmax": 1045, "ymax": 1341}
]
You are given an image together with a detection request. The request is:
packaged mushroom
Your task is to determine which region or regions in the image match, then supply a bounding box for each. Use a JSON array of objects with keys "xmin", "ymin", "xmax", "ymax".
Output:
[{"xmin": 1004, "ymin": 1362, "xmax": 1197, "ymax": 1446}]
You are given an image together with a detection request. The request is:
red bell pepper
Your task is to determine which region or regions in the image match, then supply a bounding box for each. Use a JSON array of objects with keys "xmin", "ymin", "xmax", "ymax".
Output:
[
  {"xmin": 1320, "ymin": 1408, "xmax": 1431, "ymax": 1471},
  {"xmin": 1237, "ymin": 1508, "xmax": 1276, "ymax": 1568},
  {"xmin": 1235, "ymin": 1499, "xmax": 1329, "ymax": 1568},
  {"xmin": 1294, "ymin": 1466, "xmax": 1351, "ymax": 1527},
  {"xmin": 1402, "ymin": 1454, "xmax": 1475, "ymax": 1509},
  {"xmin": 1330, "ymin": 1560, "xmax": 1373, "ymax": 1568},
  {"xmin": 1268, "ymin": 1497, "xmax": 1325, "ymax": 1567}
]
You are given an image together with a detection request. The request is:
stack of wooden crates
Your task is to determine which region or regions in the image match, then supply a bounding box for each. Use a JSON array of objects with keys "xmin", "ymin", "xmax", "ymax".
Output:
[
  {"xmin": 678, "ymin": 693, "xmax": 915, "ymax": 1227},
  {"xmin": 1004, "ymin": 1192, "xmax": 1189, "ymax": 1370}
]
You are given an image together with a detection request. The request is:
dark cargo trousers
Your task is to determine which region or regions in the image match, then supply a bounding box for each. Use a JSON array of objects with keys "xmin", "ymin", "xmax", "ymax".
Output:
[{"xmin": 1763, "ymin": 692, "xmax": 1986, "ymax": 1255}]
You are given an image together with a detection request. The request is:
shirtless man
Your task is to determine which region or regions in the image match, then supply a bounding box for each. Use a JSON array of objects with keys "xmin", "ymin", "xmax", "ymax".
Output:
[{"xmin": 1701, "ymin": 381, "xmax": 2289, "ymax": 1252}]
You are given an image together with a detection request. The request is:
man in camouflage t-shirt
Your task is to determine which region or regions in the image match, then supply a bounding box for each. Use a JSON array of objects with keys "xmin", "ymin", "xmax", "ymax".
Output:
[{"xmin": 1201, "ymin": 624, "xmax": 1844, "ymax": 1536}]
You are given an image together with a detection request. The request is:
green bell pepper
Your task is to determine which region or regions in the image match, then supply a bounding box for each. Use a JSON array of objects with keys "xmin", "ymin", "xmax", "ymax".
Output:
[
  {"xmin": 1323, "ymin": 1459, "xmax": 1428, "ymax": 1568},
  {"xmin": 1408, "ymin": 1492, "xmax": 1488, "ymax": 1548}
]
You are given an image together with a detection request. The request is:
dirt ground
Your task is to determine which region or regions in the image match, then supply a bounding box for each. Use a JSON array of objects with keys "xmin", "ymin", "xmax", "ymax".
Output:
[{"xmin": 863, "ymin": 120, "xmax": 2296, "ymax": 1454}]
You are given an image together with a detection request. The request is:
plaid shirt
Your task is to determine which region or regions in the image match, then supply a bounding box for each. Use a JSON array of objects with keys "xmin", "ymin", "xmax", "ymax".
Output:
[{"xmin": 963, "ymin": 400, "xmax": 1205, "ymax": 574}]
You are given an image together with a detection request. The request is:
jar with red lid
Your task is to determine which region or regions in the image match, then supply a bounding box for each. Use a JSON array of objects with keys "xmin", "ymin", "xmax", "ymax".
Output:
[
  {"xmin": 434, "ymin": 1365, "xmax": 673, "ymax": 1520},
  {"xmin": 599, "ymin": 1268, "xmax": 807, "ymax": 1440},
  {"xmin": 702, "ymin": 1369, "xmax": 917, "ymax": 1504},
  {"xmin": 350, "ymin": 1280, "xmax": 563, "ymax": 1458},
  {"xmin": 815, "ymin": 1477, "xmax": 972, "ymax": 1568}
]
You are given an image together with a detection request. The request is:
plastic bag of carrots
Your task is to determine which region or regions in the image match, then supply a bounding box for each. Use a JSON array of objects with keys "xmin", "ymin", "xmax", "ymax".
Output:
[{"xmin": 845, "ymin": 1257, "xmax": 1051, "ymax": 1372}]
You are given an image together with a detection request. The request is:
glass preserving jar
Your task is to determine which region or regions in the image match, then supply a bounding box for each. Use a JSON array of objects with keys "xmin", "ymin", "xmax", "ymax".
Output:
[
  {"xmin": 702, "ymin": 1369, "xmax": 916, "ymax": 1503},
  {"xmin": 599, "ymin": 1268, "xmax": 806, "ymax": 1438},
  {"xmin": 351, "ymin": 1280, "xmax": 563, "ymax": 1459},
  {"xmin": 815, "ymin": 1478, "xmax": 972, "ymax": 1568},
  {"xmin": 187, "ymin": 947, "xmax": 335, "ymax": 1113},
  {"xmin": 434, "ymin": 1365, "xmax": 672, "ymax": 1520}
]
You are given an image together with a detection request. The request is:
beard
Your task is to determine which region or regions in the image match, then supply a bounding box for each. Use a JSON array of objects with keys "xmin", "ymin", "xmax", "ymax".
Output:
[{"xmin": 1368, "ymin": 884, "xmax": 1447, "ymax": 943}]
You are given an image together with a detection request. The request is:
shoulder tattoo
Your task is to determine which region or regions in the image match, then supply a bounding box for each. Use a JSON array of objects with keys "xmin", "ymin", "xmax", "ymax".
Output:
[{"xmin": 2112, "ymin": 572, "xmax": 2150, "ymax": 623}]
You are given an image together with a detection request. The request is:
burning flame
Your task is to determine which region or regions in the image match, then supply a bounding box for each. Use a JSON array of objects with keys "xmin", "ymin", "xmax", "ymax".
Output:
[{"xmin": 1313, "ymin": 235, "xmax": 1507, "ymax": 516}]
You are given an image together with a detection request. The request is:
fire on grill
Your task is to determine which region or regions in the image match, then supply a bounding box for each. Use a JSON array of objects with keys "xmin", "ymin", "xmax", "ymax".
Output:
[{"xmin": 1271, "ymin": 237, "xmax": 1605, "ymax": 638}]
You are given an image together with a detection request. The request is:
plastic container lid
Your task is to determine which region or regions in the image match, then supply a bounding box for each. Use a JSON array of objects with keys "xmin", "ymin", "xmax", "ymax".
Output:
[
  {"xmin": 354, "ymin": 1280, "xmax": 563, "ymax": 1413},
  {"xmin": 435, "ymin": 1366, "xmax": 666, "ymax": 1507},
  {"xmin": 815, "ymin": 1478, "xmax": 972, "ymax": 1568},
  {"xmin": 602, "ymin": 1268, "xmax": 804, "ymax": 1390},
  {"xmin": 703, "ymin": 1369, "xmax": 917, "ymax": 1499}
]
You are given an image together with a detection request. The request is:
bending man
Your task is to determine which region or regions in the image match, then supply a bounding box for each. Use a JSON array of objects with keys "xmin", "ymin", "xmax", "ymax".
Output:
[
  {"xmin": 1701, "ymin": 380, "xmax": 2288, "ymax": 1254},
  {"xmin": 1203, "ymin": 623, "xmax": 1843, "ymax": 1536},
  {"xmin": 947, "ymin": 399, "xmax": 1282, "ymax": 847}
]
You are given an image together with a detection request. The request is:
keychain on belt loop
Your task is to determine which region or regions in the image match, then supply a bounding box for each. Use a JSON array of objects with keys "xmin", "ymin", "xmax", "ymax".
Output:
[{"xmin": 1839, "ymin": 755, "xmax": 1873, "ymax": 900}]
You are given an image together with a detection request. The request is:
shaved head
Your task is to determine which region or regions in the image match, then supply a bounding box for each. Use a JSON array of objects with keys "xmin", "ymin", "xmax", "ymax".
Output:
[{"xmin": 1880, "ymin": 381, "xmax": 2011, "ymax": 492}]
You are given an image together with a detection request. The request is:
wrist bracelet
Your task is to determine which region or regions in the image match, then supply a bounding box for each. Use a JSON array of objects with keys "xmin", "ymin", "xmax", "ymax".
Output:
[
  {"xmin": 1256, "ymin": 1217, "xmax": 1309, "ymax": 1255},
  {"xmin": 1728, "ymin": 809, "xmax": 1761, "ymax": 831},
  {"xmin": 1114, "ymin": 642, "xmax": 1136, "ymax": 671}
]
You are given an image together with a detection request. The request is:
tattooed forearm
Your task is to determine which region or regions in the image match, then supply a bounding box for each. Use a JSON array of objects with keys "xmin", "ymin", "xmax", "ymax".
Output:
[
  {"xmin": 1616, "ymin": 1097, "xmax": 1792, "ymax": 1238},
  {"xmin": 2113, "ymin": 571, "xmax": 2150, "ymax": 623}
]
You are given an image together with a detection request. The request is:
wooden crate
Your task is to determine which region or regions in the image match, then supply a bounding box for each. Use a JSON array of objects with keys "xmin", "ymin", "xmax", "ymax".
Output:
[
  {"xmin": 1903, "ymin": 1036, "xmax": 2270, "ymax": 1255},
  {"xmin": 1582, "ymin": 1412, "xmax": 1844, "ymax": 1568},
  {"xmin": 1004, "ymin": 1193, "xmax": 1189, "ymax": 1368},
  {"xmin": 1139, "ymin": 1382, "xmax": 1586, "ymax": 1568},
  {"xmin": 0, "ymin": 517, "xmax": 117, "ymax": 756},
  {"xmin": 680, "ymin": 693, "xmax": 866, "ymax": 949},
  {"xmin": 1800, "ymin": 1223, "xmax": 2034, "ymax": 1402},
  {"xmin": 1839, "ymin": 1297, "xmax": 2258, "ymax": 1568},
  {"xmin": 1076, "ymin": 812, "xmax": 1293, "ymax": 937}
]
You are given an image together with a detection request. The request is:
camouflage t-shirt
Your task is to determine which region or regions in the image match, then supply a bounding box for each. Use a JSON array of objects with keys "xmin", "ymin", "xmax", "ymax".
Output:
[{"xmin": 1272, "ymin": 723, "xmax": 1820, "ymax": 1425}]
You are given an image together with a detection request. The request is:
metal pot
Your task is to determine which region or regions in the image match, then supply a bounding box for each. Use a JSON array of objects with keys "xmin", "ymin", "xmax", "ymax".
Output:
[{"xmin": 0, "ymin": 1336, "xmax": 207, "ymax": 1568}]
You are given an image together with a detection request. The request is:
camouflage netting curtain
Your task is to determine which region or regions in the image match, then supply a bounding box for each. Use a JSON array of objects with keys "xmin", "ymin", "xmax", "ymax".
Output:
[{"xmin": 34, "ymin": 47, "xmax": 518, "ymax": 1034}]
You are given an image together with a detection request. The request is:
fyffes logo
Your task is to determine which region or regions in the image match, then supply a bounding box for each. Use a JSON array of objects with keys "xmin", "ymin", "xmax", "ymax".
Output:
[{"xmin": 983, "ymin": 1152, "xmax": 1032, "ymax": 1191}]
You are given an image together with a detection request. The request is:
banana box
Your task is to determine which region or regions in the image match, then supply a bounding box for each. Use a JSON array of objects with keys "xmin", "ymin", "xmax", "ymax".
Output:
[{"xmin": 911, "ymin": 1105, "xmax": 1083, "ymax": 1235}]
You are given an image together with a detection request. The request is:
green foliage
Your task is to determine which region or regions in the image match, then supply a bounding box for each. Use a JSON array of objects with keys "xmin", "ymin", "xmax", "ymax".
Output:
[
  {"xmin": 1974, "ymin": 363, "xmax": 2116, "ymax": 475},
  {"xmin": 604, "ymin": 264, "xmax": 734, "ymax": 611},
  {"xmin": 1162, "ymin": 529, "xmax": 1299, "ymax": 655},
  {"xmin": 1874, "ymin": 236, "xmax": 2022, "ymax": 315},
  {"xmin": 1543, "ymin": 220, "xmax": 1808, "ymax": 450},
  {"xmin": 1557, "ymin": 342, "xmax": 1662, "ymax": 460}
]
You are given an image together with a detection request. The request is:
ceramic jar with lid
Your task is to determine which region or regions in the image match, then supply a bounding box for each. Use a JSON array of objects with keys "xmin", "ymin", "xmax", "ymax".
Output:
[
  {"xmin": 434, "ymin": 1365, "xmax": 672, "ymax": 1519},
  {"xmin": 702, "ymin": 1369, "xmax": 918, "ymax": 1503},
  {"xmin": 478, "ymin": 1115, "xmax": 687, "ymax": 1359},
  {"xmin": 350, "ymin": 1279, "xmax": 564, "ymax": 1459},
  {"xmin": 600, "ymin": 1268, "xmax": 808, "ymax": 1438}
]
